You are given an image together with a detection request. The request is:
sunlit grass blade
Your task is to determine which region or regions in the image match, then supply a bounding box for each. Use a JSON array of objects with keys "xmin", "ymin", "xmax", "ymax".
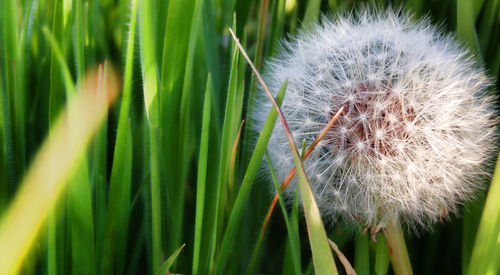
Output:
[
  {"xmin": 229, "ymin": 27, "xmax": 337, "ymax": 274},
  {"xmin": 467, "ymin": 151, "xmax": 500, "ymax": 275},
  {"xmin": 0, "ymin": 68, "xmax": 119, "ymax": 275},
  {"xmin": 213, "ymin": 79, "xmax": 287, "ymax": 275}
]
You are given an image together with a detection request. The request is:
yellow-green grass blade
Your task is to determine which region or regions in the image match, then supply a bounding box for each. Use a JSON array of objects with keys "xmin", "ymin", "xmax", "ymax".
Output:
[
  {"xmin": 213, "ymin": 80, "xmax": 288, "ymax": 274},
  {"xmin": 0, "ymin": 68, "xmax": 119, "ymax": 275},
  {"xmin": 468, "ymin": 151, "xmax": 500, "ymax": 275},
  {"xmin": 101, "ymin": 0, "xmax": 138, "ymax": 273}
]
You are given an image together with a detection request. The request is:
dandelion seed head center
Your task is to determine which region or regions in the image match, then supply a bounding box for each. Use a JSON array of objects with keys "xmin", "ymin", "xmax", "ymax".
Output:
[{"xmin": 326, "ymin": 83, "xmax": 415, "ymax": 159}]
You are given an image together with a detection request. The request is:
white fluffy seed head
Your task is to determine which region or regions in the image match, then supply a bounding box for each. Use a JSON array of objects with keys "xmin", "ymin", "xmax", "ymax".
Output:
[{"xmin": 252, "ymin": 8, "xmax": 498, "ymax": 230}]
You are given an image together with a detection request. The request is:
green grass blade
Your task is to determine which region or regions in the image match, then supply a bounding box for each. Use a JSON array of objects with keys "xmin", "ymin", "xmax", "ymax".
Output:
[
  {"xmin": 209, "ymin": 17, "xmax": 240, "ymax": 272},
  {"xmin": 156, "ymin": 244, "xmax": 186, "ymax": 275},
  {"xmin": 158, "ymin": 0, "xmax": 196, "ymax": 259},
  {"xmin": 100, "ymin": 0, "xmax": 138, "ymax": 273},
  {"xmin": 303, "ymin": 0, "xmax": 321, "ymax": 27},
  {"xmin": 355, "ymin": 233, "xmax": 370, "ymax": 275},
  {"xmin": 467, "ymin": 151, "xmax": 500, "ymax": 275},
  {"xmin": 266, "ymin": 0, "xmax": 286, "ymax": 58},
  {"xmin": 214, "ymin": 80, "xmax": 287, "ymax": 274},
  {"xmin": 456, "ymin": 0, "xmax": 482, "ymax": 57},
  {"xmin": 139, "ymin": 0, "xmax": 162, "ymax": 271},
  {"xmin": 170, "ymin": 0, "xmax": 204, "ymax": 259},
  {"xmin": 192, "ymin": 76, "xmax": 212, "ymax": 275},
  {"xmin": 264, "ymin": 151, "xmax": 302, "ymax": 275},
  {"xmin": 1, "ymin": 0, "xmax": 26, "ymax": 185},
  {"xmin": 374, "ymin": 233, "xmax": 390, "ymax": 275}
]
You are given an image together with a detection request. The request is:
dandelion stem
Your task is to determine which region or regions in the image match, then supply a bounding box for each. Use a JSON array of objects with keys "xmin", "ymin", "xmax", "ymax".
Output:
[{"xmin": 384, "ymin": 220, "xmax": 413, "ymax": 275}]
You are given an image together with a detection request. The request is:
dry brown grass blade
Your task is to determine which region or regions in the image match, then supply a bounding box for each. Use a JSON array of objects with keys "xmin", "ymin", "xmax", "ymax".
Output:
[{"xmin": 329, "ymin": 238, "xmax": 357, "ymax": 275}]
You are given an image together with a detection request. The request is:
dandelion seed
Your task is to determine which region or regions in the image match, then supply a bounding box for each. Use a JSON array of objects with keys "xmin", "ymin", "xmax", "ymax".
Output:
[{"xmin": 253, "ymin": 8, "xmax": 498, "ymax": 230}]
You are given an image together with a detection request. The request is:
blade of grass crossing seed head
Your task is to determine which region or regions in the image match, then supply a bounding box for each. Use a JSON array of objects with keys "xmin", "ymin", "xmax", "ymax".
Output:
[
  {"xmin": 0, "ymin": 68, "xmax": 119, "ymax": 275},
  {"xmin": 228, "ymin": 27, "xmax": 338, "ymax": 275},
  {"xmin": 252, "ymin": 108, "xmax": 343, "ymax": 267},
  {"xmin": 261, "ymin": 107, "xmax": 343, "ymax": 235}
]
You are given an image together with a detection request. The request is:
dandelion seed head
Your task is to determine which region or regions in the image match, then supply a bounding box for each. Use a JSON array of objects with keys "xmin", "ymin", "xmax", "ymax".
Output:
[{"xmin": 252, "ymin": 8, "xmax": 498, "ymax": 229}]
